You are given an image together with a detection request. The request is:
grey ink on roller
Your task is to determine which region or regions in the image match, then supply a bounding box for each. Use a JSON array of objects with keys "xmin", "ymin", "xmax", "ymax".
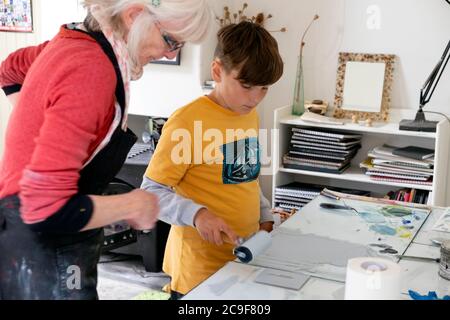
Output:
[{"xmin": 233, "ymin": 231, "xmax": 272, "ymax": 263}]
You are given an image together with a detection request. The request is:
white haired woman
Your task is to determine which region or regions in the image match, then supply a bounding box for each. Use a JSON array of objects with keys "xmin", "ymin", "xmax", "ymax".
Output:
[{"xmin": 0, "ymin": 0, "xmax": 211, "ymax": 300}]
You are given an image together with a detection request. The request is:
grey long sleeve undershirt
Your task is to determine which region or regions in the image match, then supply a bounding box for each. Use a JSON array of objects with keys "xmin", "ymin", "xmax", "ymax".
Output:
[{"xmin": 141, "ymin": 176, "xmax": 274, "ymax": 227}]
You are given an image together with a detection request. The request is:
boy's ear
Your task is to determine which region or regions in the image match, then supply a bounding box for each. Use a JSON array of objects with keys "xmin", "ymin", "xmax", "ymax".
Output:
[
  {"xmin": 211, "ymin": 59, "xmax": 223, "ymax": 83},
  {"xmin": 121, "ymin": 4, "xmax": 146, "ymax": 31}
]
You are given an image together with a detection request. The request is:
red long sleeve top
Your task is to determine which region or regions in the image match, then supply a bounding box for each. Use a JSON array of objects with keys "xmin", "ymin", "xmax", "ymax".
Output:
[{"xmin": 0, "ymin": 26, "xmax": 117, "ymax": 224}]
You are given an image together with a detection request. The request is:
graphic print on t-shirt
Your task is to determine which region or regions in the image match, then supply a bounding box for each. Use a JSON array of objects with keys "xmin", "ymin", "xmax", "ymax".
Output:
[{"xmin": 221, "ymin": 137, "xmax": 260, "ymax": 184}]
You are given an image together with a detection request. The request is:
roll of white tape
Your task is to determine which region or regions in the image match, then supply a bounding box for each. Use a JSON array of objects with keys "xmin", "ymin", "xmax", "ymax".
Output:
[
  {"xmin": 233, "ymin": 231, "xmax": 272, "ymax": 263},
  {"xmin": 344, "ymin": 257, "xmax": 401, "ymax": 300},
  {"xmin": 439, "ymin": 240, "xmax": 450, "ymax": 280}
]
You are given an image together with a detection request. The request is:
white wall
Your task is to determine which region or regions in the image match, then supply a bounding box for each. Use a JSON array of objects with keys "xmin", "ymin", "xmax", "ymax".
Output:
[
  {"xmin": 129, "ymin": 43, "xmax": 204, "ymax": 117},
  {"xmin": 39, "ymin": 0, "xmax": 86, "ymax": 41},
  {"xmin": 235, "ymin": 0, "xmax": 450, "ymax": 198}
]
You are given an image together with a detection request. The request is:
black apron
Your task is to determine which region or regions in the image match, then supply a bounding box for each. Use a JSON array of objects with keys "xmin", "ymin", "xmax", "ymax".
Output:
[{"xmin": 0, "ymin": 24, "xmax": 137, "ymax": 300}]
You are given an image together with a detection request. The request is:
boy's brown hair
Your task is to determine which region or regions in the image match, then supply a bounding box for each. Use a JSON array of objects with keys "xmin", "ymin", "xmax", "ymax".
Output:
[{"xmin": 214, "ymin": 21, "xmax": 284, "ymax": 86}]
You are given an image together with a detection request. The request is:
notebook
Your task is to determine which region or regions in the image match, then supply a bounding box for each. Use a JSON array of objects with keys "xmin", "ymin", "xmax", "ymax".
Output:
[
  {"xmin": 368, "ymin": 151, "xmax": 434, "ymax": 168},
  {"xmin": 276, "ymin": 203, "xmax": 305, "ymax": 210},
  {"xmin": 289, "ymin": 152, "xmax": 350, "ymax": 161},
  {"xmin": 291, "ymin": 140, "xmax": 361, "ymax": 152},
  {"xmin": 392, "ymin": 146, "xmax": 435, "ymax": 160},
  {"xmin": 289, "ymin": 152, "xmax": 352, "ymax": 162},
  {"xmin": 284, "ymin": 163, "xmax": 351, "ymax": 174},
  {"xmin": 365, "ymin": 170, "xmax": 431, "ymax": 181},
  {"xmin": 274, "ymin": 199, "xmax": 312, "ymax": 206},
  {"xmin": 292, "ymin": 136, "xmax": 361, "ymax": 147},
  {"xmin": 291, "ymin": 128, "xmax": 362, "ymax": 140},
  {"xmin": 371, "ymin": 159, "xmax": 434, "ymax": 169},
  {"xmin": 291, "ymin": 147, "xmax": 356, "ymax": 159},
  {"xmin": 275, "ymin": 195, "xmax": 313, "ymax": 202},
  {"xmin": 292, "ymin": 132, "xmax": 343, "ymax": 143},
  {"xmin": 373, "ymin": 163, "xmax": 434, "ymax": 174},
  {"xmin": 275, "ymin": 182, "xmax": 323, "ymax": 194},
  {"xmin": 284, "ymin": 156, "xmax": 349, "ymax": 169},
  {"xmin": 369, "ymin": 175, "xmax": 433, "ymax": 186}
]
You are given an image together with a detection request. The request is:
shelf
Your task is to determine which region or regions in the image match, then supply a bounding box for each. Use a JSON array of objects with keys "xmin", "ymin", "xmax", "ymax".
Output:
[
  {"xmin": 273, "ymin": 105, "xmax": 450, "ymax": 207},
  {"xmin": 278, "ymin": 166, "xmax": 433, "ymax": 191},
  {"xmin": 279, "ymin": 116, "xmax": 437, "ymax": 139}
]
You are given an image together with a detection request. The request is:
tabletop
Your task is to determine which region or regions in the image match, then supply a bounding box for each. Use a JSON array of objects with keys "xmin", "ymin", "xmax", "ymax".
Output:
[{"xmin": 183, "ymin": 196, "xmax": 450, "ymax": 300}]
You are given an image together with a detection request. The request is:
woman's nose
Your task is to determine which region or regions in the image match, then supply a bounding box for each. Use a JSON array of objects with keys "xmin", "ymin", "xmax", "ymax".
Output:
[{"xmin": 164, "ymin": 49, "xmax": 179, "ymax": 60}]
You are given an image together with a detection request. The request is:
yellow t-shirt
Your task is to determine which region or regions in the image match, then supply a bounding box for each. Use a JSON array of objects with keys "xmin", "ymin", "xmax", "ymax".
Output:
[{"xmin": 146, "ymin": 96, "xmax": 261, "ymax": 294}]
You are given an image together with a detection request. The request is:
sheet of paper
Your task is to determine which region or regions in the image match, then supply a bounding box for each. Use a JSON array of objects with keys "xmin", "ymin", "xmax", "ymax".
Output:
[
  {"xmin": 254, "ymin": 269, "xmax": 310, "ymax": 291},
  {"xmin": 432, "ymin": 208, "xmax": 450, "ymax": 233}
]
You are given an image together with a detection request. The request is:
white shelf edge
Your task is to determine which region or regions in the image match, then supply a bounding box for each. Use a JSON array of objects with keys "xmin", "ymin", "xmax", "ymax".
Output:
[
  {"xmin": 279, "ymin": 117, "xmax": 437, "ymax": 139},
  {"xmin": 278, "ymin": 167, "xmax": 433, "ymax": 191}
]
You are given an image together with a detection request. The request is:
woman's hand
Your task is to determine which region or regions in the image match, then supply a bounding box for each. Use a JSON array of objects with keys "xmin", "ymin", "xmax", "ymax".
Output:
[
  {"xmin": 193, "ymin": 208, "xmax": 239, "ymax": 246},
  {"xmin": 125, "ymin": 189, "xmax": 160, "ymax": 230}
]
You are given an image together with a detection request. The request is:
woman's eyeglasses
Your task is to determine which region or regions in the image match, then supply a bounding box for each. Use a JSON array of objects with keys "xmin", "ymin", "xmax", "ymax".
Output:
[{"xmin": 157, "ymin": 23, "xmax": 184, "ymax": 52}]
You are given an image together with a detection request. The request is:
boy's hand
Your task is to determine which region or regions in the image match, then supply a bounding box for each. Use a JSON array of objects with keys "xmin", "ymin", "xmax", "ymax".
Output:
[
  {"xmin": 259, "ymin": 221, "xmax": 274, "ymax": 233},
  {"xmin": 194, "ymin": 208, "xmax": 239, "ymax": 246}
]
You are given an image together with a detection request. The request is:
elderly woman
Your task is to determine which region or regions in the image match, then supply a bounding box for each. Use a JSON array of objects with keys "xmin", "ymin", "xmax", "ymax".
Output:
[{"xmin": 0, "ymin": 0, "xmax": 211, "ymax": 299}]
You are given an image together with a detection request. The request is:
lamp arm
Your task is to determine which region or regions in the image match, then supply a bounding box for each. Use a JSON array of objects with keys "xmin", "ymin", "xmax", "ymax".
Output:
[{"xmin": 420, "ymin": 40, "xmax": 450, "ymax": 107}]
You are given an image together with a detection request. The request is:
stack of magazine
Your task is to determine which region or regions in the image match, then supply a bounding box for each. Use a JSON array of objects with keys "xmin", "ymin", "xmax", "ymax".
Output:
[
  {"xmin": 274, "ymin": 182, "xmax": 370, "ymax": 211},
  {"xmin": 360, "ymin": 144, "xmax": 434, "ymax": 186},
  {"xmin": 283, "ymin": 127, "xmax": 362, "ymax": 174}
]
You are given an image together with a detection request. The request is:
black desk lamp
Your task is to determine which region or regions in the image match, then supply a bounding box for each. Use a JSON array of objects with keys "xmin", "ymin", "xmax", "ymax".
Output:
[{"xmin": 399, "ymin": 39, "xmax": 450, "ymax": 132}]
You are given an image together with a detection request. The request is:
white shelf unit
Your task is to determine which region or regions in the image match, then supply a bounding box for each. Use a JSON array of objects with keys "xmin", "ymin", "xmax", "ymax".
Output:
[{"xmin": 272, "ymin": 106, "xmax": 450, "ymax": 207}]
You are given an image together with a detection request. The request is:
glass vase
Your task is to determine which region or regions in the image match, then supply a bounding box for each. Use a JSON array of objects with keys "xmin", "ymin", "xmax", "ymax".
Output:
[{"xmin": 292, "ymin": 54, "xmax": 305, "ymax": 116}]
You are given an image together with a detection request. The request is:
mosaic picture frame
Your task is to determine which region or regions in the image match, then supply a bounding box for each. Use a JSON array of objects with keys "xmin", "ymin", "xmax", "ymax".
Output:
[{"xmin": 333, "ymin": 52, "xmax": 396, "ymax": 122}]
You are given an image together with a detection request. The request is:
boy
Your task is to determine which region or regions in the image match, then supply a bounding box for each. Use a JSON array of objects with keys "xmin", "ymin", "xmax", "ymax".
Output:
[{"xmin": 142, "ymin": 21, "xmax": 284, "ymax": 299}]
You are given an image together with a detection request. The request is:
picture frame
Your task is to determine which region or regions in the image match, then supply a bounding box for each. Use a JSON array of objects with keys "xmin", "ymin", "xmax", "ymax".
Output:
[
  {"xmin": 150, "ymin": 50, "xmax": 181, "ymax": 66},
  {"xmin": 0, "ymin": 0, "xmax": 33, "ymax": 33},
  {"xmin": 333, "ymin": 52, "xmax": 396, "ymax": 122}
]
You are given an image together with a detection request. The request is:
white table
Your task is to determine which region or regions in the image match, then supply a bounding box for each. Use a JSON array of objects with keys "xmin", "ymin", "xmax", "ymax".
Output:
[{"xmin": 183, "ymin": 196, "xmax": 450, "ymax": 300}]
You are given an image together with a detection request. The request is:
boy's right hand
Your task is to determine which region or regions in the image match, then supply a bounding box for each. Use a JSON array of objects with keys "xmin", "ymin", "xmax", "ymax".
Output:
[{"xmin": 193, "ymin": 208, "xmax": 239, "ymax": 246}]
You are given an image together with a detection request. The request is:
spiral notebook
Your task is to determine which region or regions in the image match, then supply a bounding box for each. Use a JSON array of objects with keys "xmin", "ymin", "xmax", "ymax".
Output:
[
  {"xmin": 365, "ymin": 170, "xmax": 431, "ymax": 181},
  {"xmin": 275, "ymin": 182, "xmax": 323, "ymax": 194},
  {"xmin": 292, "ymin": 144, "xmax": 361, "ymax": 153},
  {"xmin": 289, "ymin": 147, "xmax": 357, "ymax": 160},
  {"xmin": 284, "ymin": 163, "xmax": 351, "ymax": 174},
  {"xmin": 292, "ymin": 128, "xmax": 362, "ymax": 140},
  {"xmin": 369, "ymin": 175, "xmax": 433, "ymax": 186},
  {"xmin": 284, "ymin": 155, "xmax": 350, "ymax": 167},
  {"xmin": 292, "ymin": 136, "xmax": 361, "ymax": 147},
  {"xmin": 289, "ymin": 151, "xmax": 350, "ymax": 161}
]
